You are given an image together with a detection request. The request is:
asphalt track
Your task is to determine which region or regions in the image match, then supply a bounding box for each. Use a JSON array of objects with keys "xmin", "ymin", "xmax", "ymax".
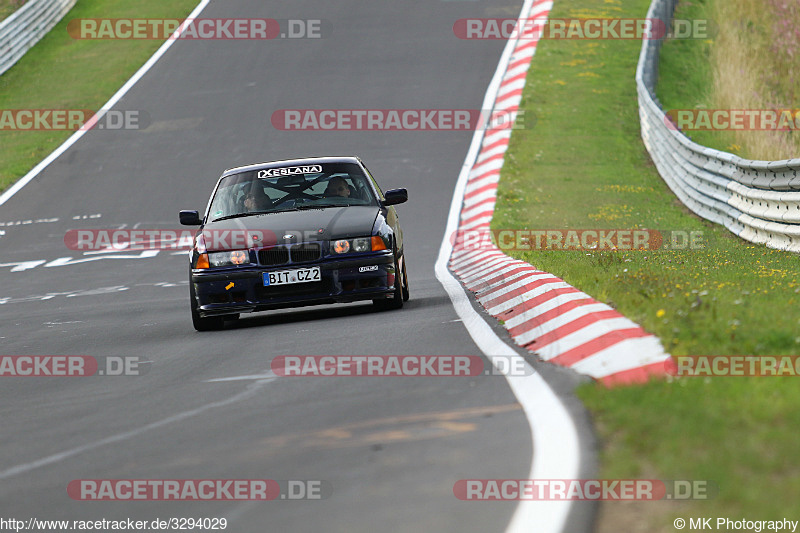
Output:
[{"xmin": 0, "ymin": 1, "xmax": 596, "ymax": 531}]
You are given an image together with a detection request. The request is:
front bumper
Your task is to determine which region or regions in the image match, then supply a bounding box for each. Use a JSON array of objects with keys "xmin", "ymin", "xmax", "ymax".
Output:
[{"xmin": 191, "ymin": 252, "xmax": 395, "ymax": 316}]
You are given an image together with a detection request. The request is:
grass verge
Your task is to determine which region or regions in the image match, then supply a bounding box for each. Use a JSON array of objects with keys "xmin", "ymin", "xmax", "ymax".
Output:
[
  {"xmin": 493, "ymin": 0, "xmax": 800, "ymax": 528},
  {"xmin": 0, "ymin": 0, "xmax": 199, "ymax": 193},
  {"xmin": 657, "ymin": 0, "xmax": 800, "ymax": 160},
  {"xmin": 0, "ymin": 0, "xmax": 26, "ymax": 23}
]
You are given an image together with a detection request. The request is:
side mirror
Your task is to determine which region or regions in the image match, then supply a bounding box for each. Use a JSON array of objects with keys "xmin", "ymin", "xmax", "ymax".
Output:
[
  {"xmin": 383, "ymin": 188, "xmax": 408, "ymax": 207},
  {"xmin": 180, "ymin": 210, "xmax": 202, "ymax": 226}
]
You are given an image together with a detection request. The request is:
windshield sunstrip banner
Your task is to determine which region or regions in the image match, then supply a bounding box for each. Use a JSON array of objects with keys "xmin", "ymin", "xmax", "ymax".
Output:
[{"xmin": 257, "ymin": 165, "xmax": 323, "ymax": 178}]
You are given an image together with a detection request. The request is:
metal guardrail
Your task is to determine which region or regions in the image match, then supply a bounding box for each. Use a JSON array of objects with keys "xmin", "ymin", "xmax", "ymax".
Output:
[
  {"xmin": 0, "ymin": 0, "xmax": 76, "ymax": 77},
  {"xmin": 637, "ymin": 0, "xmax": 800, "ymax": 252}
]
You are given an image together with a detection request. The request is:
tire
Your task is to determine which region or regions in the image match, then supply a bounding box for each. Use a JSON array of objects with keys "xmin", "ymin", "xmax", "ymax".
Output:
[
  {"xmin": 400, "ymin": 254, "xmax": 410, "ymax": 302},
  {"xmin": 190, "ymin": 282, "xmax": 225, "ymax": 331},
  {"xmin": 373, "ymin": 254, "xmax": 404, "ymax": 311}
]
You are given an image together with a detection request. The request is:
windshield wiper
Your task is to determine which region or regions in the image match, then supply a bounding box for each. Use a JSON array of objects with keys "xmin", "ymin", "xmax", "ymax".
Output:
[
  {"xmin": 293, "ymin": 203, "xmax": 347, "ymax": 210},
  {"xmin": 212, "ymin": 211, "xmax": 272, "ymax": 222}
]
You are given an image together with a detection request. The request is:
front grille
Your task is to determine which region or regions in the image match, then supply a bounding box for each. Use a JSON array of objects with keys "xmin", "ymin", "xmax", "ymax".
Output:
[
  {"xmin": 258, "ymin": 242, "xmax": 321, "ymax": 266},
  {"xmin": 290, "ymin": 243, "xmax": 322, "ymax": 263},
  {"xmin": 258, "ymin": 246, "xmax": 289, "ymax": 266}
]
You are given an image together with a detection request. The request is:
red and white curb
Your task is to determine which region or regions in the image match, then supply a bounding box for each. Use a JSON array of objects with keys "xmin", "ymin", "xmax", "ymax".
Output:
[{"xmin": 448, "ymin": 0, "xmax": 672, "ymax": 386}]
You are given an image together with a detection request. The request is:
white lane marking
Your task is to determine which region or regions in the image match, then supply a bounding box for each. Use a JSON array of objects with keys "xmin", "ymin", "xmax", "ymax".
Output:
[
  {"xmin": 66, "ymin": 286, "xmax": 129, "ymax": 297},
  {"xmin": 0, "ymin": 218, "xmax": 58, "ymax": 227},
  {"xmin": 82, "ymin": 248, "xmax": 138, "ymax": 255},
  {"xmin": 0, "ymin": 0, "xmax": 212, "ymax": 208},
  {"xmin": 205, "ymin": 371, "xmax": 278, "ymax": 383},
  {"xmin": 0, "ymin": 282, "xmax": 187, "ymax": 305},
  {"xmin": 435, "ymin": 0, "xmax": 579, "ymax": 532},
  {"xmin": 0, "ymin": 260, "xmax": 46, "ymax": 272},
  {"xmin": 0, "ymin": 250, "xmax": 174, "ymax": 273},
  {"xmin": 44, "ymin": 250, "xmax": 160, "ymax": 268},
  {"xmin": 0, "ymin": 378, "xmax": 270, "ymax": 480}
]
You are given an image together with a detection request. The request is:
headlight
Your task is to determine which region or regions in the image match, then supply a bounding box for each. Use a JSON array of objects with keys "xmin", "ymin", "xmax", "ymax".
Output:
[
  {"xmin": 207, "ymin": 250, "xmax": 250, "ymax": 267},
  {"xmin": 352, "ymin": 237, "xmax": 371, "ymax": 252},
  {"xmin": 332, "ymin": 240, "xmax": 351, "ymax": 254},
  {"xmin": 331, "ymin": 237, "xmax": 387, "ymax": 254}
]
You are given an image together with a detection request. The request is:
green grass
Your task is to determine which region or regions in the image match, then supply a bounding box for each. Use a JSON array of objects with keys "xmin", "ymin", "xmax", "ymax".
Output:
[
  {"xmin": 493, "ymin": 0, "xmax": 800, "ymax": 527},
  {"xmin": 655, "ymin": 0, "xmax": 740, "ymax": 154},
  {"xmin": 657, "ymin": 0, "xmax": 800, "ymax": 160},
  {"xmin": 0, "ymin": 0, "xmax": 199, "ymax": 192},
  {"xmin": 578, "ymin": 377, "xmax": 800, "ymax": 529},
  {"xmin": 0, "ymin": 0, "xmax": 26, "ymax": 22}
]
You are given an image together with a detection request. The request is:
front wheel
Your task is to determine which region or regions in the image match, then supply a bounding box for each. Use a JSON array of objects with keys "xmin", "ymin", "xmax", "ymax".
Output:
[
  {"xmin": 190, "ymin": 282, "xmax": 225, "ymax": 331},
  {"xmin": 373, "ymin": 254, "xmax": 404, "ymax": 311},
  {"xmin": 400, "ymin": 254, "xmax": 410, "ymax": 302}
]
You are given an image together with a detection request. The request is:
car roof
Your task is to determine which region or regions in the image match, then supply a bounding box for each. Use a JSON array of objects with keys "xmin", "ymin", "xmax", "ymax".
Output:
[{"xmin": 222, "ymin": 156, "xmax": 363, "ymax": 177}]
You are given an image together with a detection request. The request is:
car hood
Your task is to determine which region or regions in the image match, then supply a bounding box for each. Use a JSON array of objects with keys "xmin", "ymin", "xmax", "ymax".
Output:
[{"xmin": 202, "ymin": 206, "xmax": 380, "ymax": 248}]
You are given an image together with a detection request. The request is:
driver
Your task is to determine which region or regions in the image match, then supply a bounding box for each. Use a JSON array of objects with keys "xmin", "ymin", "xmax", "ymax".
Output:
[
  {"xmin": 243, "ymin": 186, "xmax": 273, "ymax": 212},
  {"xmin": 323, "ymin": 176, "xmax": 351, "ymax": 198}
]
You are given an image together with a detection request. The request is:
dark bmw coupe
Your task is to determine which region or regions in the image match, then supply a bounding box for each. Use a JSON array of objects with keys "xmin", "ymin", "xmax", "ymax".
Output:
[{"xmin": 179, "ymin": 156, "xmax": 409, "ymax": 330}]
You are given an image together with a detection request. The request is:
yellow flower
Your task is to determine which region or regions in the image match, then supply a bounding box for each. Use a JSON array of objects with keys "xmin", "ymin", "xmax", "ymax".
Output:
[{"xmin": 657, "ymin": 309, "xmax": 666, "ymax": 318}]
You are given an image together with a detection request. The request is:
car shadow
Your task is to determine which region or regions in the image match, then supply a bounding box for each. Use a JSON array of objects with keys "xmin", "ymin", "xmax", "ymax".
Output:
[{"xmin": 222, "ymin": 300, "xmax": 408, "ymax": 330}]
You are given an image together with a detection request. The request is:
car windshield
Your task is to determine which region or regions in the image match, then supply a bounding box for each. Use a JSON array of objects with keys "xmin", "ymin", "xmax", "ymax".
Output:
[{"xmin": 207, "ymin": 162, "xmax": 379, "ymax": 221}]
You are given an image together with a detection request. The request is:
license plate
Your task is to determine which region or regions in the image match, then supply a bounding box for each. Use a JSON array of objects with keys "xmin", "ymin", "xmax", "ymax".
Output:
[{"xmin": 263, "ymin": 267, "xmax": 321, "ymax": 286}]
